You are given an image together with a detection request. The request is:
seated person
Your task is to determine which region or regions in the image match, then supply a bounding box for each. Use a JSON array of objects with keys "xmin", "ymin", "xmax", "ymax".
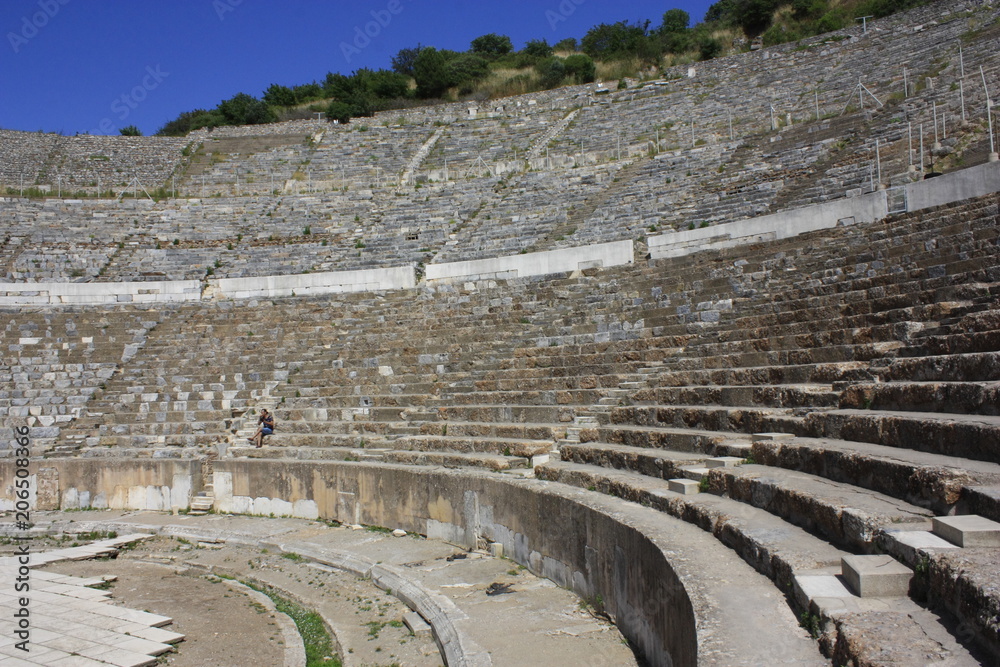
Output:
[{"xmin": 248, "ymin": 408, "xmax": 274, "ymax": 448}]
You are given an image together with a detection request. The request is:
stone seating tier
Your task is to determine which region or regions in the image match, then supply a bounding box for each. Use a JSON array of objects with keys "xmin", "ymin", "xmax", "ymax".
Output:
[
  {"xmin": 0, "ymin": 2, "xmax": 997, "ymax": 275},
  {"xmin": 3, "ymin": 4, "xmax": 1000, "ymax": 662}
]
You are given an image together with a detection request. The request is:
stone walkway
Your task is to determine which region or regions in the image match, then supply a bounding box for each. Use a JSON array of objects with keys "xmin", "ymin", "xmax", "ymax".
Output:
[
  {"xmin": 0, "ymin": 534, "xmax": 183, "ymax": 666},
  {"xmin": 0, "ymin": 511, "xmax": 637, "ymax": 667}
]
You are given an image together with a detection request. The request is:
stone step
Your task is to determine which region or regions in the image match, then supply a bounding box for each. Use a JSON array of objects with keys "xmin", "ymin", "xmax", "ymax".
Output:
[
  {"xmin": 395, "ymin": 434, "xmax": 554, "ymax": 458},
  {"xmin": 747, "ymin": 434, "xmax": 1000, "ymax": 519},
  {"xmin": 227, "ymin": 445, "xmax": 529, "ymax": 471},
  {"xmin": 536, "ymin": 459, "xmax": 983, "ymax": 665},
  {"xmin": 838, "ymin": 380, "xmax": 1000, "ymax": 416},
  {"xmin": 707, "ymin": 464, "xmax": 935, "ymax": 552},
  {"xmin": 814, "ymin": 409, "xmax": 1000, "ymax": 464},
  {"xmin": 560, "ymin": 442, "xmax": 711, "ymax": 480}
]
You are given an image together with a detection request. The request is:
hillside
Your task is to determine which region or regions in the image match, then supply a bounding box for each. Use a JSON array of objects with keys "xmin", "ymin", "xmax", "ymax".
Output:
[{"xmin": 155, "ymin": 0, "xmax": 939, "ymax": 136}]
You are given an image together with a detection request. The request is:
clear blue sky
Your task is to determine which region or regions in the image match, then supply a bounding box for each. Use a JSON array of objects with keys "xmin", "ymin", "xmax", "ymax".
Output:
[{"xmin": 1, "ymin": 0, "xmax": 713, "ymax": 136}]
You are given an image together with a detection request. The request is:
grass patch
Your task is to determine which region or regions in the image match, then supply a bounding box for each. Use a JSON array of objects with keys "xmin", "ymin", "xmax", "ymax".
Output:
[{"xmin": 242, "ymin": 580, "xmax": 339, "ymax": 667}]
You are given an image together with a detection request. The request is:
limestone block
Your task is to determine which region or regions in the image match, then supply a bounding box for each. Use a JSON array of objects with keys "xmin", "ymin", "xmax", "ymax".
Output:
[
  {"xmin": 403, "ymin": 611, "xmax": 432, "ymax": 638},
  {"xmin": 933, "ymin": 515, "xmax": 1000, "ymax": 548},
  {"xmin": 271, "ymin": 497, "xmax": 293, "ymax": 517},
  {"xmin": 842, "ymin": 555, "xmax": 912, "ymax": 598},
  {"xmin": 752, "ymin": 433, "xmax": 794, "ymax": 442},
  {"xmin": 253, "ymin": 497, "xmax": 272, "ymax": 516},
  {"xmin": 705, "ymin": 456, "xmax": 743, "ymax": 468},
  {"xmin": 231, "ymin": 495, "xmax": 253, "ymax": 515},
  {"xmin": 668, "ymin": 479, "xmax": 700, "ymax": 495},
  {"xmin": 292, "ymin": 499, "xmax": 319, "ymax": 520}
]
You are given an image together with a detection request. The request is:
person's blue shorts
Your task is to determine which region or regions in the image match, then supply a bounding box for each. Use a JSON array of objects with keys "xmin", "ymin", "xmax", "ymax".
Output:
[{"xmin": 262, "ymin": 427, "xmax": 273, "ymax": 435}]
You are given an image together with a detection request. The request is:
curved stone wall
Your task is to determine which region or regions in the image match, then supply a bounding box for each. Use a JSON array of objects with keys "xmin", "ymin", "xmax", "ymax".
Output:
[{"xmin": 213, "ymin": 459, "xmax": 696, "ymax": 666}]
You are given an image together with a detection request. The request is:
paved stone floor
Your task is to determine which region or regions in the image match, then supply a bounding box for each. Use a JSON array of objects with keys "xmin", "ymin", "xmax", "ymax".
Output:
[
  {"xmin": 0, "ymin": 511, "xmax": 637, "ymax": 666},
  {"xmin": 0, "ymin": 534, "xmax": 180, "ymax": 666}
]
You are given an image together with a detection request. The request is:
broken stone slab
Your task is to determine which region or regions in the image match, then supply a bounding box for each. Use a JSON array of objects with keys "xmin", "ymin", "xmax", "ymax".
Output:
[
  {"xmin": 842, "ymin": 555, "xmax": 912, "ymax": 598},
  {"xmin": 403, "ymin": 610, "xmax": 433, "ymax": 638},
  {"xmin": 932, "ymin": 515, "xmax": 1000, "ymax": 548}
]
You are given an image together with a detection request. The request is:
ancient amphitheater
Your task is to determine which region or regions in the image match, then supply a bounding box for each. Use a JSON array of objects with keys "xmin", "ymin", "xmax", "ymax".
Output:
[{"xmin": 3, "ymin": 2, "xmax": 1000, "ymax": 665}]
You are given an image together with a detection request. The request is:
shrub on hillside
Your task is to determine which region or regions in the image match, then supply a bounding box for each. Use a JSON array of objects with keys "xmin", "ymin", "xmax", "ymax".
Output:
[
  {"xmin": 660, "ymin": 9, "xmax": 691, "ymax": 34},
  {"xmin": 413, "ymin": 47, "xmax": 450, "ymax": 99},
  {"xmin": 156, "ymin": 109, "xmax": 226, "ymax": 136},
  {"xmin": 582, "ymin": 21, "xmax": 651, "ymax": 60},
  {"xmin": 522, "ymin": 39, "xmax": 554, "ymax": 59},
  {"xmin": 470, "ymin": 33, "xmax": 513, "ymax": 58},
  {"xmin": 554, "ymin": 37, "xmax": 578, "ymax": 53},
  {"xmin": 564, "ymin": 54, "xmax": 596, "ymax": 84},
  {"xmin": 327, "ymin": 101, "xmax": 352, "ymax": 124},
  {"xmin": 446, "ymin": 54, "xmax": 491, "ymax": 88},
  {"xmin": 219, "ymin": 93, "xmax": 277, "ymax": 126},
  {"xmin": 535, "ymin": 57, "xmax": 567, "ymax": 89}
]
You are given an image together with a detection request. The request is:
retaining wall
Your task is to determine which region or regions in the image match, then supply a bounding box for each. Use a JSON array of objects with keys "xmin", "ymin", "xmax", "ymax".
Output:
[
  {"xmin": 649, "ymin": 161, "xmax": 1000, "ymax": 260},
  {"xmin": 0, "ymin": 280, "xmax": 201, "ymax": 306},
  {"xmin": 425, "ymin": 239, "xmax": 634, "ymax": 284},
  {"xmin": 0, "ymin": 459, "xmax": 199, "ymax": 512},
  {"xmin": 212, "ymin": 459, "xmax": 694, "ymax": 667},
  {"xmin": 207, "ymin": 265, "xmax": 416, "ymax": 299}
]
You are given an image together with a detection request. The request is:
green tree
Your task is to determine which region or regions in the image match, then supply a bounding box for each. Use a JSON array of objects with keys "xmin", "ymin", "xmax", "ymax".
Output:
[
  {"xmin": 219, "ymin": 93, "xmax": 277, "ymax": 125},
  {"xmin": 581, "ymin": 21, "xmax": 650, "ymax": 60},
  {"xmin": 446, "ymin": 54, "xmax": 490, "ymax": 88},
  {"xmin": 263, "ymin": 84, "xmax": 297, "ymax": 107},
  {"xmin": 368, "ymin": 69, "xmax": 410, "ymax": 99},
  {"xmin": 327, "ymin": 101, "xmax": 353, "ymax": 124},
  {"xmin": 119, "ymin": 125, "xmax": 142, "ymax": 136},
  {"xmin": 292, "ymin": 82, "xmax": 323, "ymax": 102},
  {"xmin": 699, "ymin": 37, "xmax": 724, "ymax": 60},
  {"xmin": 156, "ymin": 109, "xmax": 225, "ymax": 136},
  {"xmin": 535, "ymin": 57, "xmax": 566, "ymax": 89},
  {"xmin": 660, "ymin": 8, "xmax": 690, "ymax": 34},
  {"xmin": 737, "ymin": 0, "xmax": 782, "ymax": 36},
  {"xmin": 554, "ymin": 37, "xmax": 578, "ymax": 52},
  {"xmin": 564, "ymin": 54, "xmax": 596, "ymax": 84},
  {"xmin": 705, "ymin": 0, "xmax": 739, "ymax": 24},
  {"xmin": 413, "ymin": 47, "xmax": 450, "ymax": 98},
  {"xmin": 470, "ymin": 33, "xmax": 513, "ymax": 58},
  {"xmin": 391, "ymin": 45, "xmax": 422, "ymax": 77},
  {"xmin": 522, "ymin": 39, "xmax": 553, "ymax": 59}
]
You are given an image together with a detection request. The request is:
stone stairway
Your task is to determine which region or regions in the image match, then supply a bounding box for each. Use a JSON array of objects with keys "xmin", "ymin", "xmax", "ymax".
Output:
[
  {"xmin": 525, "ymin": 108, "xmax": 579, "ymax": 160},
  {"xmin": 399, "ymin": 125, "xmax": 446, "ymax": 185}
]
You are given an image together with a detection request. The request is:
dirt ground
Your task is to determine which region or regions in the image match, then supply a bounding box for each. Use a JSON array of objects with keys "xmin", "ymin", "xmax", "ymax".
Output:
[{"xmin": 42, "ymin": 535, "xmax": 442, "ymax": 667}]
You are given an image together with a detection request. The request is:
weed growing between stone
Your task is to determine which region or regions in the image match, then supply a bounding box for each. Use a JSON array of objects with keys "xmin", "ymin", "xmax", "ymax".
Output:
[{"xmin": 242, "ymin": 580, "xmax": 340, "ymax": 667}]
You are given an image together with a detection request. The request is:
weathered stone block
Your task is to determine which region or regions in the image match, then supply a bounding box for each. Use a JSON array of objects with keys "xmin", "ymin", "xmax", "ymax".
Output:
[
  {"xmin": 752, "ymin": 432, "xmax": 794, "ymax": 442},
  {"xmin": 705, "ymin": 456, "xmax": 743, "ymax": 468},
  {"xmin": 668, "ymin": 479, "xmax": 699, "ymax": 495},
  {"xmin": 842, "ymin": 555, "xmax": 911, "ymax": 598},
  {"xmin": 933, "ymin": 515, "xmax": 1000, "ymax": 547}
]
